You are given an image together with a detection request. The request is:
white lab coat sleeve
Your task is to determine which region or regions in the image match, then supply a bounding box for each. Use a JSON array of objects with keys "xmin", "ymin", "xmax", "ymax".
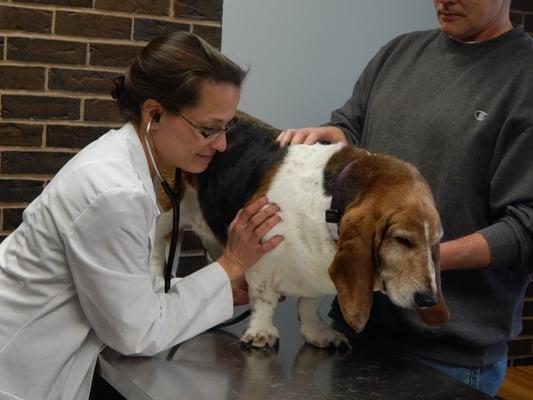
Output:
[{"xmin": 63, "ymin": 187, "xmax": 234, "ymax": 356}]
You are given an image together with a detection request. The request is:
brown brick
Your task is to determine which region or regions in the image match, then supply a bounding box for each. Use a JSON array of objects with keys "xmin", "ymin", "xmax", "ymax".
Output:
[
  {"xmin": 523, "ymin": 319, "xmax": 533, "ymax": 335},
  {"xmin": 0, "ymin": 123, "xmax": 43, "ymax": 146},
  {"xmin": 526, "ymin": 281, "xmax": 533, "ymax": 298},
  {"xmin": 3, "ymin": 208, "xmax": 24, "ymax": 230},
  {"xmin": 89, "ymin": 43, "xmax": 141, "ymax": 68},
  {"xmin": 0, "ymin": 6, "xmax": 52, "ymax": 33},
  {"xmin": 181, "ymin": 230, "xmax": 205, "ymax": 252},
  {"xmin": 56, "ymin": 11, "xmax": 131, "ymax": 40},
  {"xmin": 192, "ymin": 25, "xmax": 221, "ymax": 49},
  {"xmin": 49, "ymin": 69, "xmax": 116, "ymax": 95},
  {"xmin": 509, "ymin": 338, "xmax": 533, "ymax": 357},
  {"xmin": 524, "ymin": 300, "xmax": 533, "ymax": 317},
  {"xmin": 176, "ymin": 255, "xmax": 206, "ymax": 277},
  {"xmin": 0, "ymin": 66, "xmax": 45, "ymax": 90},
  {"xmin": 0, "ymin": 179, "xmax": 44, "ymax": 202},
  {"xmin": 47, "ymin": 125, "xmax": 110, "ymax": 148},
  {"xmin": 511, "ymin": 357, "xmax": 533, "ymax": 366},
  {"xmin": 510, "ymin": 12, "xmax": 524, "ymax": 26},
  {"xmin": 512, "ymin": 0, "xmax": 533, "ymax": 12},
  {"xmin": 133, "ymin": 18, "xmax": 189, "ymax": 41},
  {"xmin": 7, "ymin": 37, "xmax": 86, "ymax": 65},
  {"xmin": 525, "ymin": 14, "xmax": 533, "ymax": 34},
  {"xmin": 1, "ymin": 151, "xmax": 74, "ymax": 175},
  {"xmin": 175, "ymin": 0, "xmax": 222, "ymax": 20},
  {"xmin": 1, "ymin": 37, "xmax": 4, "ymax": 59},
  {"xmin": 84, "ymin": 99, "xmax": 122, "ymax": 123},
  {"xmin": 2, "ymin": 95, "xmax": 80, "ymax": 120},
  {"xmin": 12, "ymin": 0, "xmax": 92, "ymax": 6},
  {"xmin": 95, "ymin": 0, "xmax": 168, "ymax": 16}
]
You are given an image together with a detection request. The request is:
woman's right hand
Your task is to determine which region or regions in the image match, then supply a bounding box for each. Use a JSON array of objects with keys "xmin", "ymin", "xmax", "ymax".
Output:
[
  {"xmin": 276, "ymin": 126, "xmax": 347, "ymax": 147},
  {"xmin": 217, "ymin": 196, "xmax": 283, "ymax": 288}
]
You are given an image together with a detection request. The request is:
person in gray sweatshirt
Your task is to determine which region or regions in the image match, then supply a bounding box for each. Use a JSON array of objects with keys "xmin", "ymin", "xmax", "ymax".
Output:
[{"xmin": 277, "ymin": 0, "xmax": 532, "ymax": 396}]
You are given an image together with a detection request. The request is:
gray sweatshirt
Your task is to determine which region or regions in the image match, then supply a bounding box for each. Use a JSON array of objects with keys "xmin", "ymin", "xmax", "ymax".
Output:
[{"xmin": 328, "ymin": 26, "xmax": 533, "ymax": 367}]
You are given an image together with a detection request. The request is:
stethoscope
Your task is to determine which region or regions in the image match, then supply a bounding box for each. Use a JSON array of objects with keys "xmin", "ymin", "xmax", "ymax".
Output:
[
  {"xmin": 143, "ymin": 116, "xmax": 181, "ymax": 293},
  {"xmin": 143, "ymin": 117, "xmax": 250, "ymax": 329}
]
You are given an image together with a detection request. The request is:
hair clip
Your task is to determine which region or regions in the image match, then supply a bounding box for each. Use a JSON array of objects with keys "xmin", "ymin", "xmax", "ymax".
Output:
[{"xmin": 111, "ymin": 75, "xmax": 126, "ymax": 100}]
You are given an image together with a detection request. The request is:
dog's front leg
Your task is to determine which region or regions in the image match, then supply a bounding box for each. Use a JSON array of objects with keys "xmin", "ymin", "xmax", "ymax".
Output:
[
  {"xmin": 239, "ymin": 284, "xmax": 281, "ymax": 350},
  {"xmin": 298, "ymin": 297, "xmax": 351, "ymax": 350}
]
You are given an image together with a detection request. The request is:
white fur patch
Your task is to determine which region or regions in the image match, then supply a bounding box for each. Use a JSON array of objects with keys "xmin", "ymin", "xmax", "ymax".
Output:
[
  {"xmin": 425, "ymin": 221, "xmax": 437, "ymax": 294},
  {"xmin": 248, "ymin": 143, "xmax": 344, "ymax": 298}
]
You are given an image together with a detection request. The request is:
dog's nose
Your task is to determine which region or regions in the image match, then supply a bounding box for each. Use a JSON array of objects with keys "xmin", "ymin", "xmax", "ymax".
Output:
[{"xmin": 414, "ymin": 292, "xmax": 437, "ymax": 308}]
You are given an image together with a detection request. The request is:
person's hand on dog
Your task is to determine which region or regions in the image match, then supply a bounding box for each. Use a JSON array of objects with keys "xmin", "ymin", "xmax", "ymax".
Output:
[
  {"xmin": 217, "ymin": 196, "xmax": 283, "ymax": 296},
  {"xmin": 276, "ymin": 126, "xmax": 347, "ymax": 147}
]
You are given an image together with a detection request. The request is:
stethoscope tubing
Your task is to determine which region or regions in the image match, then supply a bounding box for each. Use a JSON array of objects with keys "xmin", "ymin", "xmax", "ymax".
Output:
[{"xmin": 143, "ymin": 120, "xmax": 181, "ymax": 292}]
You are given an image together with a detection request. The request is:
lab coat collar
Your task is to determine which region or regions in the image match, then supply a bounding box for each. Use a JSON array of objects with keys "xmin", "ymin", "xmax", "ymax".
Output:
[{"xmin": 120, "ymin": 122, "xmax": 159, "ymax": 211}]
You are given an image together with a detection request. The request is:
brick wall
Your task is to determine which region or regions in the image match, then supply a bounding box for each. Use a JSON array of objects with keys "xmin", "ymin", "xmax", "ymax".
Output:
[
  {"xmin": 511, "ymin": 0, "xmax": 533, "ymax": 33},
  {"xmin": 0, "ymin": 0, "xmax": 223, "ymax": 242},
  {"xmin": 507, "ymin": 0, "xmax": 533, "ymax": 367}
]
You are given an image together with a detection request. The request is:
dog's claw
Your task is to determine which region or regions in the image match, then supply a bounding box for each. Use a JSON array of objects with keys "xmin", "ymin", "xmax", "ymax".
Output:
[
  {"xmin": 240, "ymin": 327, "xmax": 279, "ymax": 350},
  {"xmin": 301, "ymin": 325, "xmax": 351, "ymax": 350}
]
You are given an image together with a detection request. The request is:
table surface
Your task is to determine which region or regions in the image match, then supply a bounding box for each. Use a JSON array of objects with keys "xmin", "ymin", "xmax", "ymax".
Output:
[{"xmin": 98, "ymin": 298, "xmax": 493, "ymax": 400}]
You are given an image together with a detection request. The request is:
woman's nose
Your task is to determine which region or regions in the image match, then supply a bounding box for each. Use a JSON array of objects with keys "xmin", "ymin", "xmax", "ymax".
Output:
[{"xmin": 210, "ymin": 132, "xmax": 227, "ymax": 152}]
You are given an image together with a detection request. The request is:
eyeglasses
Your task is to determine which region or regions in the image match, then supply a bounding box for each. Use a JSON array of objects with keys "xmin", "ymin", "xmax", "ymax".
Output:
[{"xmin": 180, "ymin": 113, "xmax": 238, "ymax": 140}]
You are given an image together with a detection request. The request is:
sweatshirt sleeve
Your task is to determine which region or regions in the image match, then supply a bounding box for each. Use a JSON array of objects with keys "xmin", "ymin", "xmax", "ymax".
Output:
[
  {"xmin": 63, "ymin": 187, "xmax": 233, "ymax": 356},
  {"xmin": 479, "ymin": 124, "xmax": 533, "ymax": 271},
  {"xmin": 326, "ymin": 68, "xmax": 371, "ymax": 146}
]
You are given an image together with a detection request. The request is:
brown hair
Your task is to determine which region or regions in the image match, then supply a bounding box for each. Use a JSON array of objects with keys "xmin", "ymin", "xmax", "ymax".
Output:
[{"xmin": 111, "ymin": 31, "xmax": 247, "ymax": 123}]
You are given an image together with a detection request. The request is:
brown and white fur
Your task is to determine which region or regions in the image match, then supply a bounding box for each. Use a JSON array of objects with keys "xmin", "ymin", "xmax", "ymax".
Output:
[{"xmin": 153, "ymin": 113, "xmax": 449, "ymax": 350}]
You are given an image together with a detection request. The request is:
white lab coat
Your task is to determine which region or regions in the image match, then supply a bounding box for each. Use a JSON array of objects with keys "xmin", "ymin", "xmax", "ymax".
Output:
[{"xmin": 0, "ymin": 123, "xmax": 233, "ymax": 400}]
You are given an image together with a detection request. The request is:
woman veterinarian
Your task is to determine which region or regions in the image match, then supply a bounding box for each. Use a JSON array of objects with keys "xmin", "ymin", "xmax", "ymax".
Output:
[{"xmin": 0, "ymin": 31, "xmax": 283, "ymax": 400}]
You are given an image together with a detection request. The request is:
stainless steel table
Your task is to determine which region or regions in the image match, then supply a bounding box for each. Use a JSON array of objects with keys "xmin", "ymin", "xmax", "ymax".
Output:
[{"xmin": 98, "ymin": 298, "xmax": 493, "ymax": 400}]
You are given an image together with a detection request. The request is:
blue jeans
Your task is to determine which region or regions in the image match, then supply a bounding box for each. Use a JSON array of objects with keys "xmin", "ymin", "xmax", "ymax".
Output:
[{"xmin": 410, "ymin": 354, "xmax": 507, "ymax": 397}]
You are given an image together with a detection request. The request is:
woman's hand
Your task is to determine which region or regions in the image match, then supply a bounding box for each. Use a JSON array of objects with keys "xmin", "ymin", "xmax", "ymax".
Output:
[
  {"xmin": 276, "ymin": 126, "xmax": 347, "ymax": 147},
  {"xmin": 217, "ymin": 196, "xmax": 283, "ymax": 296}
]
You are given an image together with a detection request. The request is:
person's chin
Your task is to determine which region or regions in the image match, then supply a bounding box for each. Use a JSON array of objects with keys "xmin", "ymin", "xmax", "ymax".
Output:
[
  {"xmin": 188, "ymin": 156, "xmax": 212, "ymax": 173},
  {"xmin": 196, "ymin": 154, "xmax": 213, "ymax": 163},
  {"xmin": 441, "ymin": 25, "xmax": 469, "ymax": 40}
]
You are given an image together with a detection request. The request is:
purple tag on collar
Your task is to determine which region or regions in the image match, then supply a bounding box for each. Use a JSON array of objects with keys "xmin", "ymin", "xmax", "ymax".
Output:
[{"xmin": 325, "ymin": 159, "xmax": 357, "ymax": 241}]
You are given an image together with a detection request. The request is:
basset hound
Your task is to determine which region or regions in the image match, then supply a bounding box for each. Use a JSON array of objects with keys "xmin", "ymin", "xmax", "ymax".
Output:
[{"xmin": 153, "ymin": 112, "xmax": 449, "ymax": 350}]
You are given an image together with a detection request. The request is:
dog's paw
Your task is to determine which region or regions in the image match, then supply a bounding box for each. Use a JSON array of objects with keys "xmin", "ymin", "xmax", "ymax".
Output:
[
  {"xmin": 300, "ymin": 325, "xmax": 351, "ymax": 350},
  {"xmin": 240, "ymin": 326, "xmax": 279, "ymax": 350}
]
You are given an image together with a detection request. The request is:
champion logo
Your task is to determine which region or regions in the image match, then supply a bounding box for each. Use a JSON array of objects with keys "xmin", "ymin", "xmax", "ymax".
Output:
[{"xmin": 474, "ymin": 110, "xmax": 488, "ymax": 121}]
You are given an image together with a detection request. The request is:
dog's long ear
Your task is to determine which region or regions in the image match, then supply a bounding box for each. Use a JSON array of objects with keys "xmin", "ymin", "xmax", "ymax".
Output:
[
  {"xmin": 416, "ymin": 243, "xmax": 450, "ymax": 326},
  {"xmin": 328, "ymin": 210, "xmax": 376, "ymax": 333}
]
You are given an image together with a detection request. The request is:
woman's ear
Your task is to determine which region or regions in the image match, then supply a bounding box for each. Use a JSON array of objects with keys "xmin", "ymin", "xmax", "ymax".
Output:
[{"xmin": 140, "ymin": 99, "xmax": 163, "ymax": 127}]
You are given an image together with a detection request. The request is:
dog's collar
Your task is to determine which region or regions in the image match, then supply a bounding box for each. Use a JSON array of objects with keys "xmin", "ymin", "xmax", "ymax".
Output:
[
  {"xmin": 326, "ymin": 151, "xmax": 374, "ymax": 241},
  {"xmin": 325, "ymin": 159, "xmax": 357, "ymax": 241}
]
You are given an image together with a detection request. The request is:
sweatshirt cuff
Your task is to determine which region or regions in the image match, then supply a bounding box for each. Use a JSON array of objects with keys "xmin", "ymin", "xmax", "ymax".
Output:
[
  {"xmin": 319, "ymin": 122, "xmax": 357, "ymax": 146},
  {"xmin": 478, "ymin": 221, "xmax": 520, "ymax": 269}
]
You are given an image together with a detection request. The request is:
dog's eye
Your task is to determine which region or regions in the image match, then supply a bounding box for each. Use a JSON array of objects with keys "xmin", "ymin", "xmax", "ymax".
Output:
[{"xmin": 394, "ymin": 236, "xmax": 414, "ymax": 247}]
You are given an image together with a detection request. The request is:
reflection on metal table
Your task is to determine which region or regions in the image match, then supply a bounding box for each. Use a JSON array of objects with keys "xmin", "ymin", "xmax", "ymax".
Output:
[{"xmin": 98, "ymin": 297, "xmax": 492, "ymax": 400}]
